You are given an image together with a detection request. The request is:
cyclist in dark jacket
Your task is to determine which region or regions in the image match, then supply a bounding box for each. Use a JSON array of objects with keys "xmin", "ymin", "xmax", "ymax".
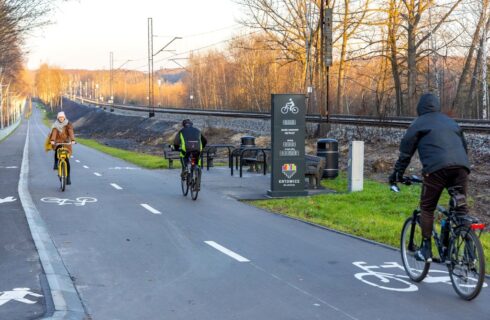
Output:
[
  {"xmin": 390, "ymin": 93, "xmax": 470, "ymax": 262},
  {"xmin": 173, "ymin": 119, "xmax": 207, "ymax": 173}
]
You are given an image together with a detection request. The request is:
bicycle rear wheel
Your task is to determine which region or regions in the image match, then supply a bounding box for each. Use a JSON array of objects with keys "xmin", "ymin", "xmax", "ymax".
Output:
[
  {"xmin": 59, "ymin": 161, "xmax": 66, "ymax": 192},
  {"xmin": 401, "ymin": 215, "xmax": 430, "ymax": 282},
  {"xmin": 181, "ymin": 171, "xmax": 189, "ymax": 196},
  {"xmin": 448, "ymin": 229, "xmax": 485, "ymax": 300},
  {"xmin": 190, "ymin": 166, "xmax": 201, "ymax": 201}
]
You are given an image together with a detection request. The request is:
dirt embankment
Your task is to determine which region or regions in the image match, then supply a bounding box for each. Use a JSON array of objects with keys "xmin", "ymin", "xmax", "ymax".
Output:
[{"xmin": 57, "ymin": 100, "xmax": 490, "ymax": 225}]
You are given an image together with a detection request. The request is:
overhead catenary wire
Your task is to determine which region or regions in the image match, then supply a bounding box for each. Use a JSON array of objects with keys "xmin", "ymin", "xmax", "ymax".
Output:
[{"xmin": 131, "ymin": 29, "xmax": 262, "ymax": 72}]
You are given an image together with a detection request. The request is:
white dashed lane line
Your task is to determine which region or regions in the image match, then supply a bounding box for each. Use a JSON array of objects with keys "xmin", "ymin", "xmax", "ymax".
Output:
[
  {"xmin": 83, "ymin": 165, "xmax": 89, "ymax": 169},
  {"xmin": 204, "ymin": 241, "xmax": 250, "ymax": 262},
  {"xmin": 140, "ymin": 204, "xmax": 161, "ymax": 215},
  {"xmin": 110, "ymin": 183, "xmax": 123, "ymax": 190},
  {"xmin": 94, "ymin": 172, "xmax": 102, "ymax": 177},
  {"xmin": 75, "ymin": 160, "xmax": 80, "ymax": 163}
]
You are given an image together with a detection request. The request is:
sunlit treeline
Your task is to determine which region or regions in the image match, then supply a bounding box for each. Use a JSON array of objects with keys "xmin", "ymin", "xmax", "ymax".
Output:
[
  {"xmin": 35, "ymin": 0, "xmax": 490, "ymax": 119},
  {"xmin": 1, "ymin": 0, "xmax": 60, "ymax": 126}
]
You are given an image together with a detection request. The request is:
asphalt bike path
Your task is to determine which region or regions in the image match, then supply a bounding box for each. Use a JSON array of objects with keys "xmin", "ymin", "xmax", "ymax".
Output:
[
  {"xmin": 0, "ymin": 118, "xmax": 46, "ymax": 319},
  {"xmin": 28, "ymin": 107, "xmax": 489, "ymax": 319}
]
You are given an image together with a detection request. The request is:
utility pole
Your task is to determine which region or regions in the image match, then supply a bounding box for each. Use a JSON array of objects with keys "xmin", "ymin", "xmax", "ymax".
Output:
[
  {"xmin": 148, "ymin": 18, "xmax": 155, "ymax": 117},
  {"xmin": 323, "ymin": 0, "xmax": 333, "ymax": 123},
  {"xmin": 147, "ymin": 17, "xmax": 181, "ymax": 118}
]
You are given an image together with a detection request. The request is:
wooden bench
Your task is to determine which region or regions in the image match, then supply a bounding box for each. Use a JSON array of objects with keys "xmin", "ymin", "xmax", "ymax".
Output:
[
  {"xmin": 163, "ymin": 143, "xmax": 181, "ymax": 169},
  {"xmin": 305, "ymin": 154, "xmax": 326, "ymax": 189}
]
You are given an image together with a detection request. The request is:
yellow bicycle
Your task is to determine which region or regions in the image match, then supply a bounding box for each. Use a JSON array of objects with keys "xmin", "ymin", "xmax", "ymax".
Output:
[{"xmin": 55, "ymin": 142, "xmax": 72, "ymax": 192}]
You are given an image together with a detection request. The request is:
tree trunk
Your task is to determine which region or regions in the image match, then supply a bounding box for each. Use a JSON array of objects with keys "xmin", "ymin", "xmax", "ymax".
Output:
[
  {"xmin": 453, "ymin": 0, "xmax": 488, "ymax": 115},
  {"xmin": 387, "ymin": 0, "xmax": 403, "ymax": 115},
  {"xmin": 406, "ymin": 18, "xmax": 418, "ymax": 116},
  {"xmin": 337, "ymin": 0, "xmax": 349, "ymax": 114},
  {"xmin": 482, "ymin": 20, "xmax": 489, "ymax": 119}
]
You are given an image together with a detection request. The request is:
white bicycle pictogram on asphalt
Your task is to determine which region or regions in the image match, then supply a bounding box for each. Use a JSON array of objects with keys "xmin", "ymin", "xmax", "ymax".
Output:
[
  {"xmin": 353, "ymin": 261, "xmax": 418, "ymax": 292},
  {"xmin": 0, "ymin": 288, "xmax": 43, "ymax": 306},
  {"xmin": 281, "ymin": 99, "xmax": 299, "ymax": 115},
  {"xmin": 0, "ymin": 196, "xmax": 17, "ymax": 204},
  {"xmin": 40, "ymin": 197, "xmax": 98, "ymax": 206},
  {"xmin": 354, "ymin": 261, "xmax": 488, "ymax": 292}
]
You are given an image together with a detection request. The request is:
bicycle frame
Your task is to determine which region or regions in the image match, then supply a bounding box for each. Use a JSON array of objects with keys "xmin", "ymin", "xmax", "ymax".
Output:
[
  {"xmin": 409, "ymin": 205, "xmax": 485, "ymax": 264},
  {"xmin": 56, "ymin": 145, "xmax": 70, "ymax": 178}
]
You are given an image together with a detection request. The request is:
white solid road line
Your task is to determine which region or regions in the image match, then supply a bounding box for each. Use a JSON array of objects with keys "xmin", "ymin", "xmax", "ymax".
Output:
[
  {"xmin": 204, "ymin": 241, "xmax": 250, "ymax": 262},
  {"xmin": 110, "ymin": 183, "xmax": 123, "ymax": 190},
  {"xmin": 83, "ymin": 165, "xmax": 89, "ymax": 169},
  {"xmin": 94, "ymin": 172, "xmax": 102, "ymax": 177},
  {"xmin": 141, "ymin": 204, "xmax": 161, "ymax": 215},
  {"xmin": 18, "ymin": 121, "xmax": 86, "ymax": 318}
]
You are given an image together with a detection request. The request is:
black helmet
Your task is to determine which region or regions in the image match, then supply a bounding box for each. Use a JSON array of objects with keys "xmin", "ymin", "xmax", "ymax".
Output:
[{"xmin": 182, "ymin": 119, "xmax": 193, "ymax": 127}]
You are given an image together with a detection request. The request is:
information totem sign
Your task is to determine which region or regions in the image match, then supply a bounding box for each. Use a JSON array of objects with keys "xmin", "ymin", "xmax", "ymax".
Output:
[{"xmin": 268, "ymin": 94, "xmax": 307, "ymax": 197}]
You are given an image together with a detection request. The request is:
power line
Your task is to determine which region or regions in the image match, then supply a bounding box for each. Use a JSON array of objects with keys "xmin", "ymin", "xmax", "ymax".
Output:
[{"xmin": 154, "ymin": 24, "xmax": 244, "ymax": 39}]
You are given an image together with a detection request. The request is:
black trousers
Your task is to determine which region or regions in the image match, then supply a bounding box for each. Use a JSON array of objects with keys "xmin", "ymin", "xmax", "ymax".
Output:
[
  {"xmin": 54, "ymin": 146, "xmax": 71, "ymax": 177},
  {"xmin": 420, "ymin": 166, "xmax": 468, "ymax": 238}
]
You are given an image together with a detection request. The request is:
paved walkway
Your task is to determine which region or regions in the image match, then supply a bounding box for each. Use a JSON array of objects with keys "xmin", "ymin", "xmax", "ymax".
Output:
[{"xmin": 0, "ymin": 117, "xmax": 46, "ymax": 319}]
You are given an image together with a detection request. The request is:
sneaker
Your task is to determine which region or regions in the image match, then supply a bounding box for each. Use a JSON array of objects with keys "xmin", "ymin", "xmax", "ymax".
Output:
[{"xmin": 415, "ymin": 238, "xmax": 432, "ymax": 262}]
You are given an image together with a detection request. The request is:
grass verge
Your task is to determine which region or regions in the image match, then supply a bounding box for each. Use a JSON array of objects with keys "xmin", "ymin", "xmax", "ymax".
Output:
[
  {"xmin": 251, "ymin": 173, "xmax": 490, "ymax": 269},
  {"xmin": 77, "ymin": 138, "xmax": 170, "ymax": 169}
]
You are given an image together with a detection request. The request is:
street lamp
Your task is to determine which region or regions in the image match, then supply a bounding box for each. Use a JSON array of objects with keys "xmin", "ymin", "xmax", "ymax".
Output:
[
  {"xmin": 157, "ymin": 78, "xmax": 162, "ymax": 107},
  {"xmin": 95, "ymin": 84, "xmax": 99, "ymax": 107}
]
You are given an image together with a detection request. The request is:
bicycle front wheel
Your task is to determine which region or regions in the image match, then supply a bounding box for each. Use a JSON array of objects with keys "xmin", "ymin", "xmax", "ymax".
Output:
[
  {"xmin": 448, "ymin": 228, "xmax": 485, "ymax": 300},
  {"xmin": 59, "ymin": 161, "xmax": 66, "ymax": 192},
  {"xmin": 401, "ymin": 216, "xmax": 430, "ymax": 282},
  {"xmin": 190, "ymin": 166, "xmax": 201, "ymax": 201},
  {"xmin": 181, "ymin": 172, "xmax": 189, "ymax": 196}
]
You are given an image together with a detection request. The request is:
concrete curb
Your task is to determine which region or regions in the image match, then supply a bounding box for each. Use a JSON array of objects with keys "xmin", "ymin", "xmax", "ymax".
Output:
[
  {"xmin": 0, "ymin": 117, "xmax": 22, "ymax": 142},
  {"xmin": 18, "ymin": 121, "xmax": 86, "ymax": 320}
]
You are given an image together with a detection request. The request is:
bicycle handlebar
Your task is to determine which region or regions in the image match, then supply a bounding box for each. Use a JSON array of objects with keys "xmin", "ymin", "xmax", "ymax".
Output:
[
  {"xmin": 54, "ymin": 142, "xmax": 75, "ymax": 146},
  {"xmin": 390, "ymin": 175, "xmax": 423, "ymax": 193}
]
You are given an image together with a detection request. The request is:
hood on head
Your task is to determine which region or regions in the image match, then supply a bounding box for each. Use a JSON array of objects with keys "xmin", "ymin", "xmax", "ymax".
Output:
[{"xmin": 417, "ymin": 93, "xmax": 440, "ymax": 116}]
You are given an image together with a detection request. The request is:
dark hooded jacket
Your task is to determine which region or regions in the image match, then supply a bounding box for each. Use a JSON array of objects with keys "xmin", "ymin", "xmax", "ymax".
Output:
[
  {"xmin": 394, "ymin": 93, "xmax": 469, "ymax": 175},
  {"xmin": 173, "ymin": 125, "xmax": 207, "ymax": 157}
]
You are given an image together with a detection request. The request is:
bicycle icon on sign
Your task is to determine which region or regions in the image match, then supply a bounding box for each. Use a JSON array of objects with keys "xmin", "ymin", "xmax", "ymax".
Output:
[{"xmin": 281, "ymin": 99, "xmax": 299, "ymax": 115}]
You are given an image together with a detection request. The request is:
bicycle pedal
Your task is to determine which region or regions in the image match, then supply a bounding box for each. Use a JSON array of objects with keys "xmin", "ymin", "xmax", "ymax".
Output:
[{"xmin": 431, "ymin": 257, "xmax": 441, "ymax": 263}]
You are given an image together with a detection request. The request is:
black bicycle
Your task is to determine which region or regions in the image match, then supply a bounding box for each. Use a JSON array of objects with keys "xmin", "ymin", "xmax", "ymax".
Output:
[
  {"xmin": 393, "ymin": 176, "xmax": 486, "ymax": 300},
  {"xmin": 181, "ymin": 151, "xmax": 202, "ymax": 201}
]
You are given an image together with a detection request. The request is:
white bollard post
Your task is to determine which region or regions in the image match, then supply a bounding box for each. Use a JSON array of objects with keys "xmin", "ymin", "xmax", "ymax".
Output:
[{"xmin": 348, "ymin": 141, "xmax": 364, "ymax": 192}]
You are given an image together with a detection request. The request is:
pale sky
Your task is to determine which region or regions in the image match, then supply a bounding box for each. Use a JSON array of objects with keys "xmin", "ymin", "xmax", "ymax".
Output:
[{"xmin": 26, "ymin": 0, "xmax": 247, "ymax": 71}]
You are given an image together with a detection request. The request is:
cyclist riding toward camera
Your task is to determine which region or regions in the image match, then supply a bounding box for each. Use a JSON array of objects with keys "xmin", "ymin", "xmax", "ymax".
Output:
[
  {"xmin": 173, "ymin": 119, "xmax": 207, "ymax": 176},
  {"xmin": 389, "ymin": 93, "xmax": 470, "ymax": 263},
  {"xmin": 49, "ymin": 112, "xmax": 76, "ymax": 185}
]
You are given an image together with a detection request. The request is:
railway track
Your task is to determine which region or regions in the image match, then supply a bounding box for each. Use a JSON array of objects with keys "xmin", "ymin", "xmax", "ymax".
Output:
[{"xmin": 72, "ymin": 97, "xmax": 490, "ymax": 133}]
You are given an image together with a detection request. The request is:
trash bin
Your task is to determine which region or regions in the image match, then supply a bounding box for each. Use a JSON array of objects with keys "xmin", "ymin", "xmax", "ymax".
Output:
[
  {"xmin": 241, "ymin": 136, "xmax": 256, "ymax": 148},
  {"xmin": 317, "ymin": 138, "xmax": 339, "ymax": 179}
]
